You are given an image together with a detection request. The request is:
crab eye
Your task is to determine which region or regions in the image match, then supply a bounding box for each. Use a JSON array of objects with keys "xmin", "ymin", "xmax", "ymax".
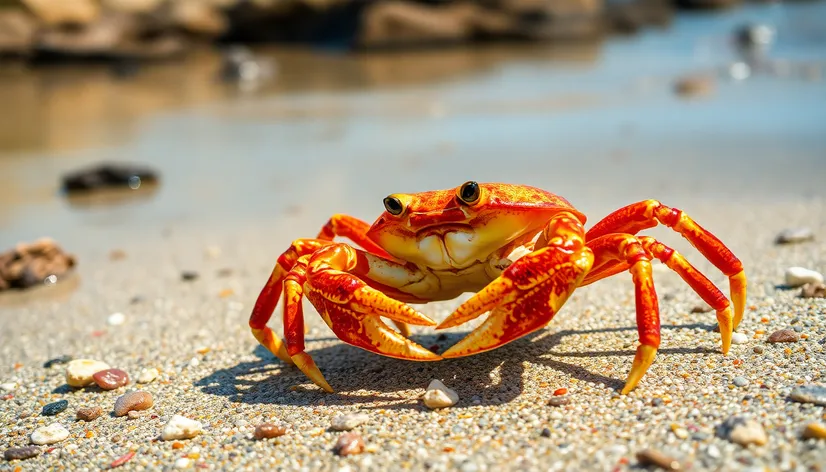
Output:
[
  {"xmin": 458, "ymin": 181, "xmax": 481, "ymax": 204},
  {"xmin": 383, "ymin": 196, "xmax": 404, "ymax": 216}
]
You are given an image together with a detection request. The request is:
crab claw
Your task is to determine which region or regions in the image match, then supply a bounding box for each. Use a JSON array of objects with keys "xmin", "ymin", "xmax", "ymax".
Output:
[{"xmin": 439, "ymin": 245, "xmax": 594, "ymax": 358}]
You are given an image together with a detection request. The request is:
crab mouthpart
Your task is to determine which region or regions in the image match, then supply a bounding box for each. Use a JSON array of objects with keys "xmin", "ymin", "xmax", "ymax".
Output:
[{"xmin": 416, "ymin": 225, "xmax": 479, "ymax": 269}]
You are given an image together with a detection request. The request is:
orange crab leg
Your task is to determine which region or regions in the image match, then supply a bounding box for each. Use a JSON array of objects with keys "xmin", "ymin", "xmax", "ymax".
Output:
[
  {"xmin": 317, "ymin": 214, "xmax": 393, "ymax": 259},
  {"xmin": 586, "ymin": 234, "xmax": 662, "ymax": 394},
  {"xmin": 439, "ymin": 211, "xmax": 594, "ymax": 357},
  {"xmin": 585, "ymin": 200, "xmax": 747, "ymax": 328}
]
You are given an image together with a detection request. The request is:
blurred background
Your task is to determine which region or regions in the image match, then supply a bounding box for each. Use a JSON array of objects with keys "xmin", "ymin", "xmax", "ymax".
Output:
[{"xmin": 0, "ymin": 0, "xmax": 825, "ymax": 267}]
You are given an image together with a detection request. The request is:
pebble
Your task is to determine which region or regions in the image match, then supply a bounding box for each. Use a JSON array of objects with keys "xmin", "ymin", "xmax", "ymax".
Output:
[
  {"xmin": 93, "ymin": 369, "xmax": 130, "ymax": 390},
  {"xmin": 76, "ymin": 406, "xmax": 103, "ymax": 421},
  {"xmin": 767, "ymin": 329, "xmax": 799, "ymax": 343},
  {"xmin": 636, "ymin": 448, "xmax": 681, "ymax": 470},
  {"xmin": 753, "ymin": 346, "xmax": 764, "ymax": 354},
  {"xmin": 181, "ymin": 271, "xmax": 199, "ymax": 281},
  {"xmin": 774, "ymin": 227, "xmax": 815, "ymax": 244},
  {"xmin": 1, "ymin": 382, "xmax": 17, "ymax": 391},
  {"xmin": 161, "ymin": 415, "xmax": 204, "ymax": 440},
  {"xmin": 42, "ymin": 399, "xmax": 69, "ymax": 416},
  {"xmin": 174, "ymin": 457, "xmax": 191, "ymax": 468},
  {"xmin": 732, "ymin": 376, "xmax": 749, "ymax": 387},
  {"xmin": 723, "ymin": 416, "xmax": 768, "ymax": 447},
  {"xmin": 674, "ymin": 75, "xmax": 715, "ymax": 98},
  {"xmin": 4, "ymin": 446, "xmax": 41, "ymax": 461},
  {"xmin": 254, "ymin": 423, "xmax": 287, "ymax": 439},
  {"xmin": 127, "ymin": 410, "xmax": 142, "ymax": 419},
  {"xmin": 30, "ymin": 423, "xmax": 70, "ymax": 445},
  {"xmin": 547, "ymin": 396, "xmax": 571, "ymax": 407},
  {"xmin": 802, "ymin": 422, "xmax": 826, "ymax": 440},
  {"xmin": 731, "ymin": 332, "xmax": 748, "ymax": 344},
  {"xmin": 66, "ymin": 359, "xmax": 111, "ymax": 388},
  {"xmin": 540, "ymin": 428, "xmax": 551, "ymax": 438},
  {"xmin": 784, "ymin": 267, "xmax": 824, "ymax": 287},
  {"xmin": 107, "ymin": 312, "xmax": 126, "ymax": 326},
  {"xmin": 334, "ymin": 432, "xmax": 365, "ymax": 456},
  {"xmin": 690, "ymin": 304, "xmax": 713, "ymax": 313},
  {"xmin": 789, "ymin": 384, "xmax": 826, "ymax": 406},
  {"xmin": 801, "ymin": 282, "xmax": 826, "ymax": 298},
  {"xmin": 113, "ymin": 391, "xmax": 153, "ymax": 417},
  {"xmin": 331, "ymin": 412, "xmax": 370, "ymax": 431},
  {"xmin": 422, "ymin": 379, "xmax": 459, "ymax": 409},
  {"xmin": 136, "ymin": 367, "xmax": 159, "ymax": 384},
  {"xmin": 43, "ymin": 355, "xmax": 73, "ymax": 368}
]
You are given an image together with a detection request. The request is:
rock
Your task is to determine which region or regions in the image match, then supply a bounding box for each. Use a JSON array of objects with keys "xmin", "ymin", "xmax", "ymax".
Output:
[
  {"xmin": 0, "ymin": 239, "xmax": 77, "ymax": 292},
  {"xmin": 802, "ymin": 422, "xmax": 826, "ymax": 440},
  {"xmin": 732, "ymin": 376, "xmax": 748, "ymax": 387},
  {"xmin": 181, "ymin": 271, "xmax": 199, "ymax": 281},
  {"xmin": 172, "ymin": 0, "xmax": 228, "ymax": 36},
  {"xmin": 423, "ymin": 379, "xmax": 459, "ymax": 409},
  {"xmin": 0, "ymin": 9, "xmax": 37, "ymax": 54},
  {"xmin": 790, "ymin": 384, "xmax": 826, "ymax": 406},
  {"xmin": 42, "ymin": 399, "xmax": 69, "ymax": 416},
  {"xmin": 735, "ymin": 23, "xmax": 776, "ymax": 52},
  {"xmin": 136, "ymin": 368, "xmax": 159, "ymax": 384},
  {"xmin": 218, "ymin": 46, "xmax": 276, "ymax": 86},
  {"xmin": 30, "ymin": 423, "xmax": 70, "ymax": 445},
  {"xmin": 93, "ymin": 369, "xmax": 130, "ymax": 390},
  {"xmin": 767, "ymin": 329, "xmax": 799, "ymax": 343},
  {"xmin": 1, "ymin": 382, "xmax": 17, "ymax": 392},
  {"xmin": 107, "ymin": 312, "xmax": 126, "ymax": 326},
  {"xmin": 76, "ymin": 406, "xmax": 103, "ymax": 421},
  {"xmin": 636, "ymin": 448, "xmax": 681, "ymax": 470},
  {"xmin": 4, "ymin": 446, "xmax": 41, "ymax": 461},
  {"xmin": 674, "ymin": 75, "xmax": 715, "ymax": 98},
  {"xmin": 44, "ymin": 355, "xmax": 73, "ymax": 368},
  {"xmin": 753, "ymin": 346, "xmax": 764, "ymax": 354},
  {"xmin": 161, "ymin": 415, "xmax": 203, "ymax": 440},
  {"xmin": 333, "ymin": 431, "xmax": 365, "ymax": 456},
  {"xmin": 720, "ymin": 416, "xmax": 767, "ymax": 447},
  {"xmin": 547, "ymin": 396, "xmax": 571, "ymax": 407},
  {"xmin": 540, "ymin": 428, "xmax": 552, "ymax": 437},
  {"xmin": 103, "ymin": 0, "xmax": 164, "ymax": 13},
  {"xmin": 784, "ymin": 267, "xmax": 824, "ymax": 287},
  {"xmin": 174, "ymin": 457, "xmax": 191, "ymax": 469},
  {"xmin": 775, "ymin": 227, "xmax": 814, "ymax": 245},
  {"xmin": 113, "ymin": 391, "xmax": 153, "ymax": 416},
  {"xmin": 62, "ymin": 162, "xmax": 159, "ymax": 193},
  {"xmin": 731, "ymin": 332, "xmax": 748, "ymax": 344},
  {"xmin": 331, "ymin": 412, "xmax": 370, "ymax": 431},
  {"xmin": 66, "ymin": 359, "xmax": 111, "ymax": 388},
  {"xmin": 800, "ymin": 282, "xmax": 826, "ymax": 299},
  {"xmin": 22, "ymin": 0, "xmax": 100, "ymax": 26},
  {"xmin": 254, "ymin": 423, "xmax": 287, "ymax": 439},
  {"xmin": 127, "ymin": 410, "xmax": 142, "ymax": 420}
]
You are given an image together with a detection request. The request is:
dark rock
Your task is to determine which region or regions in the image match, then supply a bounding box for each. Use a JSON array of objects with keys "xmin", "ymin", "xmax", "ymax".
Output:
[
  {"xmin": 540, "ymin": 427, "xmax": 552, "ymax": 437},
  {"xmin": 42, "ymin": 399, "xmax": 69, "ymax": 416},
  {"xmin": 547, "ymin": 396, "xmax": 571, "ymax": 407},
  {"xmin": 790, "ymin": 385, "xmax": 826, "ymax": 407},
  {"xmin": 43, "ymin": 355, "xmax": 74, "ymax": 368},
  {"xmin": 0, "ymin": 239, "xmax": 76, "ymax": 291},
  {"xmin": 775, "ymin": 227, "xmax": 815, "ymax": 245},
  {"xmin": 181, "ymin": 271, "xmax": 199, "ymax": 282},
  {"xmin": 4, "ymin": 445, "xmax": 41, "ymax": 461},
  {"xmin": 62, "ymin": 162, "xmax": 158, "ymax": 193}
]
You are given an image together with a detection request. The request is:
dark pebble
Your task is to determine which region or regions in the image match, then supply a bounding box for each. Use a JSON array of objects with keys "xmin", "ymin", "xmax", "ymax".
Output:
[
  {"xmin": 652, "ymin": 398, "xmax": 664, "ymax": 407},
  {"xmin": 42, "ymin": 399, "xmax": 69, "ymax": 416},
  {"xmin": 547, "ymin": 396, "xmax": 571, "ymax": 407},
  {"xmin": 790, "ymin": 384, "xmax": 826, "ymax": 407},
  {"xmin": 540, "ymin": 428, "xmax": 552, "ymax": 438},
  {"xmin": 767, "ymin": 329, "xmax": 799, "ymax": 343},
  {"xmin": 254, "ymin": 423, "xmax": 287, "ymax": 439},
  {"xmin": 61, "ymin": 163, "xmax": 158, "ymax": 193},
  {"xmin": 4, "ymin": 446, "xmax": 41, "ymax": 461},
  {"xmin": 333, "ymin": 432, "xmax": 365, "ymax": 456},
  {"xmin": 181, "ymin": 271, "xmax": 199, "ymax": 282},
  {"xmin": 437, "ymin": 333, "xmax": 448, "ymax": 341},
  {"xmin": 636, "ymin": 448, "xmax": 681, "ymax": 470},
  {"xmin": 93, "ymin": 369, "xmax": 129, "ymax": 390},
  {"xmin": 43, "ymin": 355, "xmax": 73, "ymax": 368},
  {"xmin": 76, "ymin": 406, "xmax": 103, "ymax": 421},
  {"xmin": 692, "ymin": 432, "xmax": 710, "ymax": 441}
]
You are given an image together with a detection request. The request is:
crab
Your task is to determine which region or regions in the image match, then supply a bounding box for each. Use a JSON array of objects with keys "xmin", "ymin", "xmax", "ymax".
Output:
[{"xmin": 249, "ymin": 182, "xmax": 746, "ymax": 394}]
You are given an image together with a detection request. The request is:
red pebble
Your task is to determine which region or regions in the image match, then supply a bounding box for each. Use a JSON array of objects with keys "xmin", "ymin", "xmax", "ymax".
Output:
[
  {"xmin": 553, "ymin": 388, "xmax": 568, "ymax": 396},
  {"xmin": 109, "ymin": 451, "xmax": 136, "ymax": 468},
  {"xmin": 93, "ymin": 369, "xmax": 130, "ymax": 390}
]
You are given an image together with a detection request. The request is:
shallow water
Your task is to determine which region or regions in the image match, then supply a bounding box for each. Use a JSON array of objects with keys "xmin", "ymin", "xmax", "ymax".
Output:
[{"xmin": 1, "ymin": 1, "xmax": 825, "ymax": 253}]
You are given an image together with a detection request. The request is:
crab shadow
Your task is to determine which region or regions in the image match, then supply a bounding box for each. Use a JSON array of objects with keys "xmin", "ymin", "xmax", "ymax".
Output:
[{"xmin": 196, "ymin": 322, "xmax": 718, "ymax": 409}]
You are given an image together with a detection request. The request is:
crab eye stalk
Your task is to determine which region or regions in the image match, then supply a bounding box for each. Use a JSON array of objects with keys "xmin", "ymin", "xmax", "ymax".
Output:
[
  {"xmin": 383, "ymin": 196, "xmax": 405, "ymax": 216},
  {"xmin": 457, "ymin": 181, "xmax": 481, "ymax": 204}
]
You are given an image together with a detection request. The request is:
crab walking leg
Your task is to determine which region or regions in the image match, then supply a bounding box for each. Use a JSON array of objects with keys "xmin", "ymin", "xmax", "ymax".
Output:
[
  {"xmin": 439, "ymin": 211, "xmax": 594, "ymax": 357},
  {"xmin": 586, "ymin": 234, "xmax": 662, "ymax": 394},
  {"xmin": 249, "ymin": 239, "xmax": 331, "ymax": 364},
  {"xmin": 585, "ymin": 200, "xmax": 747, "ymax": 328}
]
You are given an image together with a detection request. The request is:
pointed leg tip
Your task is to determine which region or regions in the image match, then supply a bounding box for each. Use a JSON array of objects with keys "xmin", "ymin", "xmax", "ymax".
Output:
[{"xmin": 620, "ymin": 385, "xmax": 634, "ymax": 395}]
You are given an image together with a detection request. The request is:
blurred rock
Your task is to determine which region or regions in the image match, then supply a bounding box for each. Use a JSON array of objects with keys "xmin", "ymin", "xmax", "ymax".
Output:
[
  {"xmin": 0, "ymin": 9, "xmax": 37, "ymax": 54},
  {"xmin": 103, "ymin": 0, "xmax": 164, "ymax": 14},
  {"xmin": 674, "ymin": 75, "xmax": 715, "ymax": 98},
  {"xmin": 219, "ymin": 45, "xmax": 276, "ymax": 87},
  {"xmin": 22, "ymin": 0, "xmax": 101, "ymax": 26},
  {"xmin": 0, "ymin": 238, "xmax": 76, "ymax": 292},
  {"xmin": 605, "ymin": 0, "xmax": 672, "ymax": 34},
  {"xmin": 62, "ymin": 162, "xmax": 159, "ymax": 193},
  {"xmin": 172, "ymin": 0, "xmax": 228, "ymax": 36}
]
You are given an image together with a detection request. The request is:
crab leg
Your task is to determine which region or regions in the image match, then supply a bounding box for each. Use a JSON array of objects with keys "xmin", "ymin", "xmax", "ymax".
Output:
[
  {"xmin": 286, "ymin": 243, "xmax": 440, "ymax": 392},
  {"xmin": 439, "ymin": 211, "xmax": 594, "ymax": 357},
  {"xmin": 586, "ymin": 234, "xmax": 662, "ymax": 394},
  {"xmin": 585, "ymin": 200, "xmax": 746, "ymax": 329}
]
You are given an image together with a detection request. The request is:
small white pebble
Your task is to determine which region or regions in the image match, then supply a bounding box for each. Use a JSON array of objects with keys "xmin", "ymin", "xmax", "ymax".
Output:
[
  {"xmin": 188, "ymin": 358, "xmax": 200, "ymax": 368},
  {"xmin": 65, "ymin": 359, "xmax": 111, "ymax": 388},
  {"xmin": 0, "ymin": 382, "xmax": 17, "ymax": 391},
  {"xmin": 30, "ymin": 423, "xmax": 70, "ymax": 445},
  {"xmin": 785, "ymin": 267, "xmax": 824, "ymax": 287},
  {"xmin": 331, "ymin": 412, "xmax": 370, "ymax": 431},
  {"xmin": 162, "ymin": 415, "xmax": 204, "ymax": 441},
  {"xmin": 137, "ymin": 368, "xmax": 159, "ymax": 384},
  {"xmin": 174, "ymin": 457, "xmax": 191, "ymax": 468},
  {"xmin": 732, "ymin": 332, "xmax": 749, "ymax": 344},
  {"xmin": 107, "ymin": 312, "xmax": 125, "ymax": 326},
  {"xmin": 423, "ymin": 379, "xmax": 459, "ymax": 409}
]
